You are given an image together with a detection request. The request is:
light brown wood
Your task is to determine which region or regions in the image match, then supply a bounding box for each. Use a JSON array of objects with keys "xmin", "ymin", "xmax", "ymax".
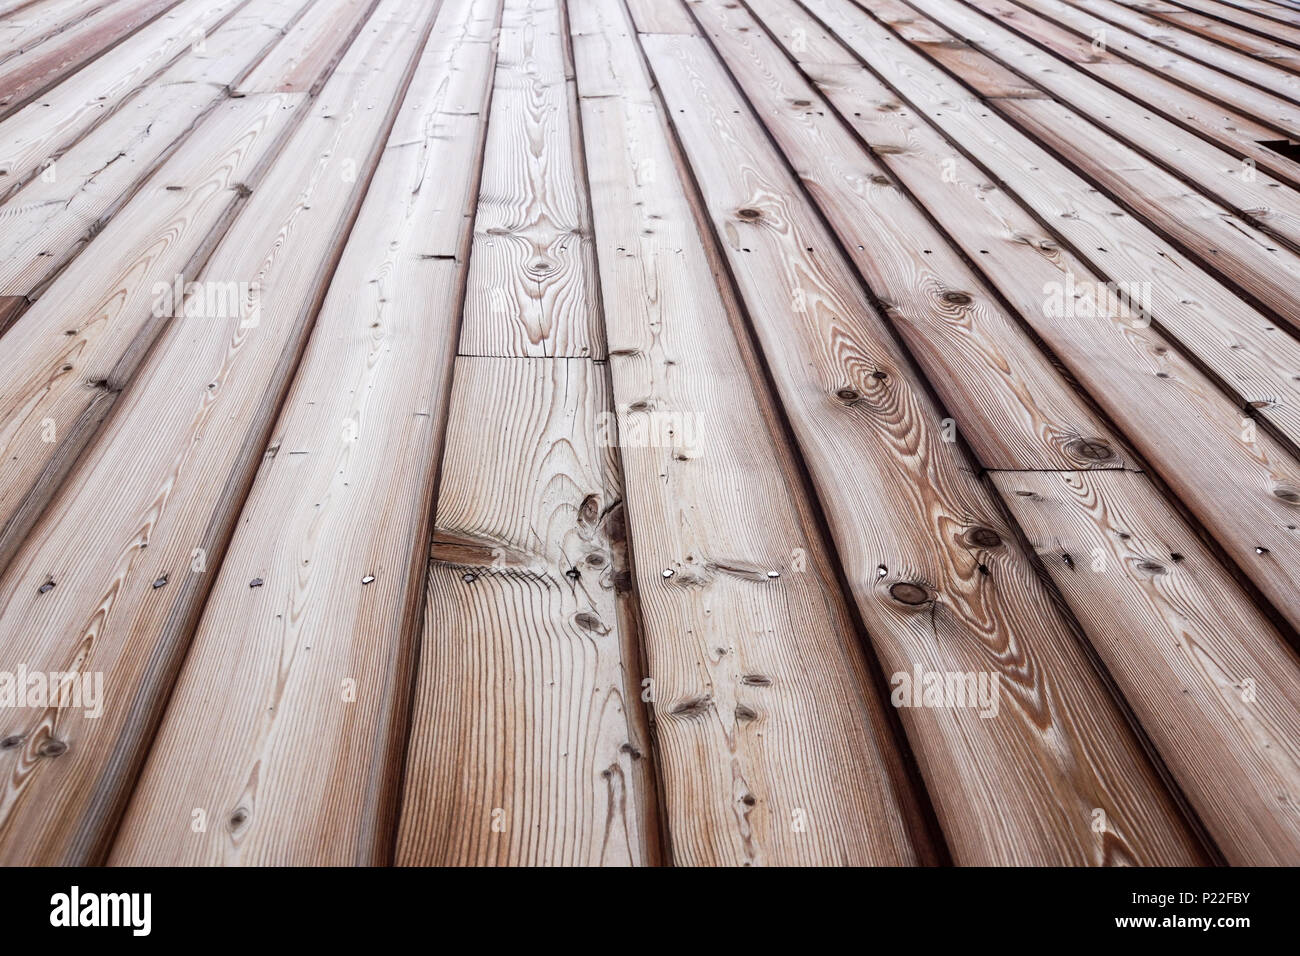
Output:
[
  {"xmin": 564, "ymin": 0, "xmax": 926, "ymax": 865},
  {"xmin": 109, "ymin": 0, "xmax": 502, "ymax": 867},
  {"xmin": 0, "ymin": 0, "xmax": 438, "ymax": 865},
  {"xmin": 0, "ymin": 90, "xmax": 302, "ymax": 579},
  {"xmin": 236, "ymin": 0, "xmax": 377, "ymax": 94},
  {"xmin": 396, "ymin": 357, "xmax": 657, "ymax": 866},
  {"xmin": 992, "ymin": 469, "xmax": 1300, "ymax": 866},
  {"xmin": 690, "ymin": 0, "xmax": 1131, "ymax": 471},
  {"xmin": 642, "ymin": 28, "xmax": 1206, "ymax": 865},
  {"xmin": 457, "ymin": 0, "xmax": 603, "ymax": 357},
  {"xmin": 0, "ymin": 0, "xmax": 273, "ymax": 200}
]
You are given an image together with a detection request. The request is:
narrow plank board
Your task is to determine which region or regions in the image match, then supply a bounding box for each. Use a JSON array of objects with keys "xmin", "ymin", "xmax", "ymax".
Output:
[
  {"xmin": 0, "ymin": 0, "xmax": 108, "ymax": 62},
  {"xmin": 1044, "ymin": 0, "xmax": 1300, "ymax": 93},
  {"xmin": 690, "ymin": 0, "xmax": 1131, "ymax": 471},
  {"xmin": 0, "ymin": 90, "xmax": 301, "ymax": 578},
  {"xmin": 396, "ymin": 358, "xmax": 657, "ymax": 866},
  {"xmin": 788, "ymin": 0, "xmax": 1300, "ymax": 447},
  {"xmin": 111, "ymin": 0, "xmax": 502, "ymax": 867},
  {"xmin": 0, "ymin": 0, "xmax": 436, "ymax": 866},
  {"xmin": 0, "ymin": 0, "xmax": 183, "ymax": 119},
  {"xmin": 236, "ymin": 0, "xmax": 377, "ymax": 94},
  {"xmin": 563, "ymin": 0, "xmax": 927, "ymax": 865},
  {"xmin": 1003, "ymin": 0, "xmax": 1300, "ymax": 131},
  {"xmin": 783, "ymin": 0, "xmax": 1300, "ymax": 634},
  {"xmin": 904, "ymin": 0, "xmax": 1300, "ymax": 254},
  {"xmin": 456, "ymin": 0, "xmax": 602, "ymax": 357},
  {"xmin": 992, "ymin": 470, "xmax": 1300, "ymax": 866},
  {"xmin": 1160, "ymin": 0, "xmax": 1300, "ymax": 43},
  {"xmin": 623, "ymin": 0, "xmax": 698, "ymax": 33},
  {"xmin": 643, "ymin": 30, "xmax": 1206, "ymax": 865},
  {"xmin": 0, "ymin": 0, "xmax": 256, "ymax": 198}
]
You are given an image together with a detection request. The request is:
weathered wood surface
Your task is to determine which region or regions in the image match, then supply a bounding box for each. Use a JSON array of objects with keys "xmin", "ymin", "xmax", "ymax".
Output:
[
  {"xmin": 993, "ymin": 469, "xmax": 1300, "ymax": 866},
  {"xmin": 642, "ymin": 29, "xmax": 1206, "ymax": 866},
  {"xmin": 0, "ymin": 0, "xmax": 1295, "ymax": 867},
  {"xmin": 457, "ymin": 0, "xmax": 603, "ymax": 357},
  {"xmin": 561, "ymin": 0, "xmax": 929, "ymax": 865},
  {"xmin": 0, "ymin": 0, "xmax": 437, "ymax": 866},
  {"xmin": 110, "ymin": 0, "xmax": 501, "ymax": 867}
]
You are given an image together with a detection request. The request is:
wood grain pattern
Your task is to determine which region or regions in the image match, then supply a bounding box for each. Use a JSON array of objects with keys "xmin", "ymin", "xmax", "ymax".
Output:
[
  {"xmin": 690, "ymin": 0, "xmax": 1131, "ymax": 471},
  {"xmin": 110, "ymin": 0, "xmax": 501, "ymax": 867},
  {"xmin": 0, "ymin": 0, "xmax": 264, "ymax": 201},
  {"xmin": 457, "ymin": 0, "xmax": 603, "ymax": 357},
  {"xmin": 0, "ymin": 90, "xmax": 302, "ymax": 579},
  {"xmin": 236, "ymin": 0, "xmax": 378, "ymax": 94},
  {"xmin": 0, "ymin": 0, "xmax": 183, "ymax": 119},
  {"xmin": 397, "ymin": 357, "xmax": 657, "ymax": 866},
  {"xmin": 0, "ymin": 0, "xmax": 436, "ymax": 866},
  {"xmin": 566, "ymin": 0, "xmax": 926, "ymax": 865},
  {"xmin": 0, "ymin": 0, "xmax": 108, "ymax": 62},
  {"xmin": 992, "ymin": 469, "xmax": 1300, "ymax": 866},
  {"xmin": 642, "ymin": 28, "xmax": 1206, "ymax": 865}
]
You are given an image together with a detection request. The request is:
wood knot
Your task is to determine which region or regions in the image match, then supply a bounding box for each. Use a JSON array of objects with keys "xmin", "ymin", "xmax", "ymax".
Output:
[
  {"xmin": 36, "ymin": 739, "xmax": 67, "ymax": 758},
  {"xmin": 574, "ymin": 611, "xmax": 607, "ymax": 633},
  {"xmin": 1136, "ymin": 560, "xmax": 1166, "ymax": 574},
  {"xmin": 835, "ymin": 387, "xmax": 861, "ymax": 404},
  {"xmin": 740, "ymin": 674, "xmax": 772, "ymax": 686},
  {"xmin": 791, "ymin": 98, "xmax": 811, "ymax": 107},
  {"xmin": 1273, "ymin": 487, "xmax": 1300, "ymax": 504},
  {"xmin": 966, "ymin": 527, "xmax": 1002, "ymax": 548},
  {"xmin": 889, "ymin": 581, "xmax": 930, "ymax": 605},
  {"xmin": 671, "ymin": 695, "xmax": 713, "ymax": 718},
  {"xmin": 1066, "ymin": 437, "xmax": 1114, "ymax": 461},
  {"xmin": 737, "ymin": 207, "xmax": 762, "ymax": 220},
  {"xmin": 940, "ymin": 290, "xmax": 972, "ymax": 306},
  {"xmin": 0, "ymin": 735, "xmax": 23, "ymax": 750}
]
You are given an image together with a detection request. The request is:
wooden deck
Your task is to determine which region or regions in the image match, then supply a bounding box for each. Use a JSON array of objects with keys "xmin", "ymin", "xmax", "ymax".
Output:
[{"xmin": 0, "ymin": 0, "xmax": 1297, "ymax": 866}]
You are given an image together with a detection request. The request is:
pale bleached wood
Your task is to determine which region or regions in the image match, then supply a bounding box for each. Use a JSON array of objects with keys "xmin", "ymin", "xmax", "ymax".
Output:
[
  {"xmin": 397, "ymin": 357, "xmax": 658, "ymax": 866},
  {"xmin": 1160, "ymin": 0, "xmax": 1300, "ymax": 41},
  {"xmin": 690, "ymin": 0, "xmax": 1131, "ymax": 471},
  {"xmin": 0, "ymin": 91, "xmax": 302, "ymax": 579},
  {"xmin": 0, "ymin": 0, "xmax": 184, "ymax": 119},
  {"xmin": 642, "ymin": 29, "xmax": 1206, "ymax": 865},
  {"xmin": 457, "ymin": 0, "xmax": 603, "ymax": 357},
  {"xmin": 1154, "ymin": 5, "xmax": 1300, "ymax": 64},
  {"xmin": 110, "ymin": 0, "xmax": 498, "ymax": 868},
  {"xmin": 0, "ymin": 0, "xmax": 437, "ymax": 865},
  {"xmin": 992, "ymin": 469, "xmax": 1300, "ymax": 866},
  {"xmin": 0, "ymin": 0, "xmax": 107, "ymax": 62},
  {"xmin": 622, "ymin": 0, "xmax": 698, "ymax": 33},
  {"xmin": 0, "ymin": 0, "xmax": 263, "ymax": 199},
  {"xmin": 236, "ymin": 0, "xmax": 377, "ymax": 94},
  {"xmin": 563, "ymin": 0, "xmax": 927, "ymax": 865}
]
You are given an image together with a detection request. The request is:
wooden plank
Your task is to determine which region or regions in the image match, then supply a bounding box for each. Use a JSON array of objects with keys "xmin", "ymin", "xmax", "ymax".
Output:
[
  {"xmin": 919, "ymin": 0, "xmax": 1300, "ymax": 190},
  {"xmin": 236, "ymin": 0, "xmax": 377, "ymax": 94},
  {"xmin": 0, "ymin": 0, "xmax": 258, "ymax": 199},
  {"xmin": 1209, "ymin": 0, "xmax": 1300, "ymax": 26},
  {"xmin": 396, "ymin": 358, "xmax": 659, "ymax": 866},
  {"xmin": 1157, "ymin": 7, "xmax": 1300, "ymax": 64},
  {"xmin": 0, "ymin": 1, "xmax": 108, "ymax": 62},
  {"xmin": 0, "ymin": 294, "xmax": 25, "ymax": 334},
  {"xmin": 111, "ymin": 0, "xmax": 503, "ymax": 866},
  {"xmin": 690, "ymin": 0, "xmax": 1131, "ymax": 472},
  {"xmin": 623, "ymin": 0, "xmax": 698, "ymax": 34},
  {"xmin": 1003, "ymin": 0, "xmax": 1300, "ymax": 131},
  {"xmin": 0, "ymin": 0, "xmax": 184, "ymax": 119},
  {"xmin": 1163, "ymin": 0, "xmax": 1300, "ymax": 41},
  {"xmin": 902, "ymin": 0, "xmax": 1300, "ymax": 287},
  {"xmin": 0, "ymin": 90, "xmax": 302, "ymax": 577},
  {"xmin": 0, "ymin": 0, "xmax": 436, "ymax": 866},
  {"xmin": 0, "ymin": 0, "xmax": 319, "ymax": 298},
  {"xmin": 991, "ymin": 470, "xmax": 1300, "ymax": 866},
  {"xmin": 561, "ymin": 0, "xmax": 928, "ymax": 865},
  {"xmin": 457, "ymin": 0, "xmax": 602, "ymax": 357},
  {"xmin": 772, "ymin": 0, "xmax": 1300, "ymax": 632},
  {"xmin": 642, "ymin": 30, "xmax": 1206, "ymax": 865}
]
